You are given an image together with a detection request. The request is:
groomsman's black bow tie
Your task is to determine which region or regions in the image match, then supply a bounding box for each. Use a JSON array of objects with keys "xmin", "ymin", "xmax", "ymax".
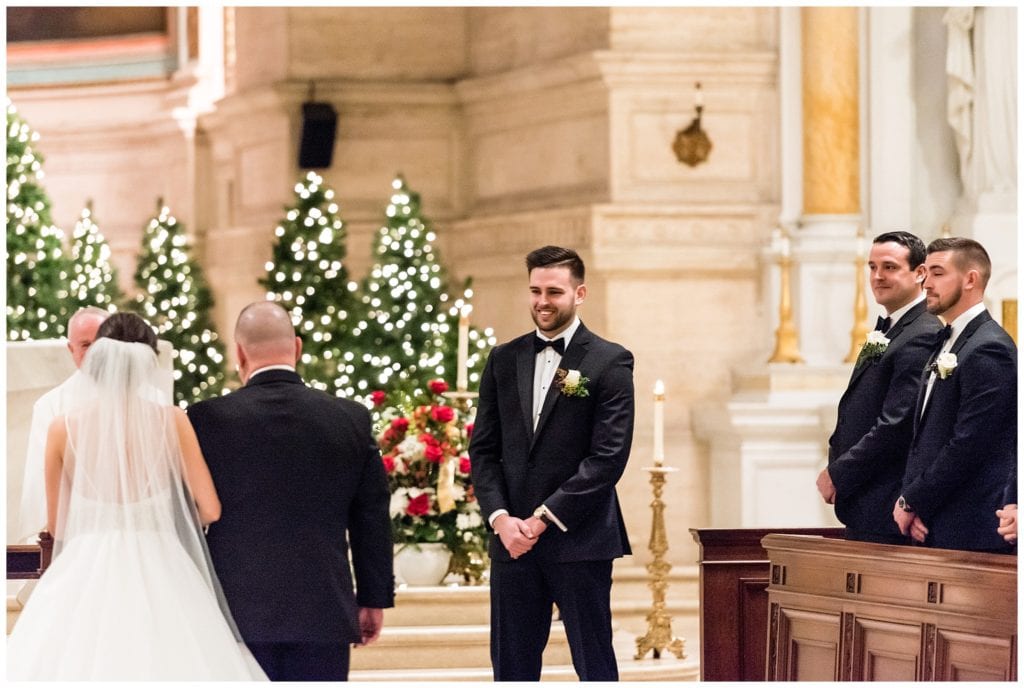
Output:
[
  {"xmin": 933, "ymin": 324, "xmax": 953, "ymax": 347},
  {"xmin": 874, "ymin": 315, "xmax": 892, "ymax": 334},
  {"xmin": 534, "ymin": 336, "xmax": 566, "ymax": 355}
]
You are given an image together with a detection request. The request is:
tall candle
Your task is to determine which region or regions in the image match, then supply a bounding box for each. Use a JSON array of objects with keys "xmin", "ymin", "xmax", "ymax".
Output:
[
  {"xmin": 695, "ymin": 82, "xmax": 704, "ymax": 108},
  {"xmin": 780, "ymin": 235, "xmax": 791, "ymax": 259},
  {"xmin": 653, "ymin": 380, "xmax": 666, "ymax": 466},
  {"xmin": 457, "ymin": 305, "xmax": 472, "ymax": 391}
]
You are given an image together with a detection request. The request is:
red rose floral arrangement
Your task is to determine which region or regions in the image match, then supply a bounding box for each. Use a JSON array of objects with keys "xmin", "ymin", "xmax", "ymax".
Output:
[{"xmin": 374, "ymin": 378, "xmax": 487, "ymax": 583}]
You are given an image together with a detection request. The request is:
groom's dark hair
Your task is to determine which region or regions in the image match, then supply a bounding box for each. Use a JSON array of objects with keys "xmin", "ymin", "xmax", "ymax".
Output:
[
  {"xmin": 526, "ymin": 245, "xmax": 585, "ymax": 284},
  {"xmin": 97, "ymin": 312, "xmax": 159, "ymax": 354}
]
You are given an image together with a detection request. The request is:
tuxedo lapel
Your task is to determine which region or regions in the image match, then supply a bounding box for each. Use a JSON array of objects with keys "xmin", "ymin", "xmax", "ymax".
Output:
[
  {"xmin": 531, "ymin": 327, "xmax": 592, "ymax": 451},
  {"xmin": 516, "ymin": 340, "xmax": 536, "ymax": 443},
  {"xmin": 916, "ymin": 310, "xmax": 992, "ymax": 428},
  {"xmin": 950, "ymin": 310, "xmax": 991, "ymax": 356}
]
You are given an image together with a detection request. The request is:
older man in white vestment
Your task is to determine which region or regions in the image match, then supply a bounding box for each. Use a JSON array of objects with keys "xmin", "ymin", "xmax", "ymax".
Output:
[{"xmin": 16, "ymin": 306, "xmax": 109, "ymax": 543}]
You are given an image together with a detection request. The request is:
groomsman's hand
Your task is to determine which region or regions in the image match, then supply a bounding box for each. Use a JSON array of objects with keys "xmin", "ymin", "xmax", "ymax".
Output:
[
  {"xmin": 996, "ymin": 504, "xmax": 1017, "ymax": 543},
  {"xmin": 815, "ymin": 469, "xmax": 836, "ymax": 504},
  {"xmin": 892, "ymin": 499, "xmax": 915, "ymax": 535},
  {"xmin": 355, "ymin": 607, "xmax": 384, "ymax": 646},
  {"xmin": 494, "ymin": 514, "xmax": 537, "ymax": 559},
  {"xmin": 908, "ymin": 516, "xmax": 929, "ymax": 543}
]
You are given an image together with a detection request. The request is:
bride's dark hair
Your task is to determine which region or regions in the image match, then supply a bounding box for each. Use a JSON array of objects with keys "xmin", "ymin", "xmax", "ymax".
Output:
[{"xmin": 96, "ymin": 312, "xmax": 159, "ymax": 354}]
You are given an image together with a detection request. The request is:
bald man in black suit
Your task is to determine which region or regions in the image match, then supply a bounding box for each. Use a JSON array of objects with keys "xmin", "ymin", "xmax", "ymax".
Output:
[{"xmin": 188, "ymin": 301, "xmax": 394, "ymax": 680}]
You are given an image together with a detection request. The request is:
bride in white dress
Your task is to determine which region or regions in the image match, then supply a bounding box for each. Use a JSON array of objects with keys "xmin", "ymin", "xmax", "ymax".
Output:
[{"xmin": 7, "ymin": 313, "xmax": 267, "ymax": 680}]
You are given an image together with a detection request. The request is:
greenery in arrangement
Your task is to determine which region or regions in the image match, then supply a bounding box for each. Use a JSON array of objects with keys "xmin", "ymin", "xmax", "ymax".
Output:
[
  {"xmin": 260, "ymin": 171, "xmax": 361, "ymax": 397},
  {"xmin": 375, "ymin": 378, "xmax": 488, "ymax": 584},
  {"xmin": 6, "ymin": 98, "xmax": 72, "ymax": 340},
  {"xmin": 351, "ymin": 174, "xmax": 496, "ymax": 407},
  {"xmin": 67, "ymin": 202, "xmax": 123, "ymax": 313},
  {"xmin": 129, "ymin": 201, "xmax": 226, "ymax": 407}
]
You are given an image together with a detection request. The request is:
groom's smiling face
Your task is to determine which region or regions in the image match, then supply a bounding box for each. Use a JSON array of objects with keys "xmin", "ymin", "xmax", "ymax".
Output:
[{"xmin": 528, "ymin": 265, "xmax": 586, "ymax": 337}]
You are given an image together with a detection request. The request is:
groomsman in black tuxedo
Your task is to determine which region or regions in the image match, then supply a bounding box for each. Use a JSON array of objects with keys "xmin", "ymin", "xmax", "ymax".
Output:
[
  {"xmin": 817, "ymin": 231, "xmax": 942, "ymax": 544},
  {"xmin": 188, "ymin": 301, "xmax": 394, "ymax": 681},
  {"xmin": 894, "ymin": 238, "xmax": 1016, "ymax": 553},
  {"xmin": 469, "ymin": 246, "xmax": 634, "ymax": 681}
]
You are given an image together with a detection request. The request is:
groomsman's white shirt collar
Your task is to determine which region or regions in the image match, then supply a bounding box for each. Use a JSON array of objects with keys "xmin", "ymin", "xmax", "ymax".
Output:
[
  {"xmin": 943, "ymin": 301, "xmax": 987, "ymax": 350},
  {"xmin": 886, "ymin": 292, "xmax": 925, "ymax": 326},
  {"xmin": 921, "ymin": 301, "xmax": 987, "ymax": 413},
  {"xmin": 248, "ymin": 364, "xmax": 296, "ymax": 381}
]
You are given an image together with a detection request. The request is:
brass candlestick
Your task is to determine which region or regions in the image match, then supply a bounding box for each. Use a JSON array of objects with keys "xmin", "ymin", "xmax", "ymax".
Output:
[
  {"xmin": 635, "ymin": 466, "xmax": 686, "ymax": 660},
  {"xmin": 843, "ymin": 243, "xmax": 870, "ymax": 363},
  {"xmin": 442, "ymin": 389, "xmax": 478, "ymax": 415},
  {"xmin": 768, "ymin": 246, "xmax": 804, "ymax": 363}
]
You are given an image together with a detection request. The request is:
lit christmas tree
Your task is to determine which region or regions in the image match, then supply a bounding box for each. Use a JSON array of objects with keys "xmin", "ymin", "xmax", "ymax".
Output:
[
  {"xmin": 6, "ymin": 98, "xmax": 72, "ymax": 340},
  {"xmin": 353, "ymin": 174, "xmax": 495, "ymax": 402},
  {"xmin": 259, "ymin": 171, "xmax": 360, "ymax": 396},
  {"xmin": 67, "ymin": 201, "xmax": 123, "ymax": 312},
  {"xmin": 130, "ymin": 200, "xmax": 226, "ymax": 407}
]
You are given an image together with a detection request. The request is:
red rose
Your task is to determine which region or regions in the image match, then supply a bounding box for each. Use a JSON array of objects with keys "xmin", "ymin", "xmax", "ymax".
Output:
[
  {"xmin": 391, "ymin": 417, "xmax": 409, "ymax": 432},
  {"xmin": 459, "ymin": 456, "xmax": 471, "ymax": 474},
  {"xmin": 429, "ymin": 379, "xmax": 449, "ymax": 395},
  {"xmin": 464, "ymin": 422, "xmax": 474, "ymax": 438},
  {"xmin": 431, "ymin": 405, "xmax": 455, "ymax": 423},
  {"xmin": 406, "ymin": 493, "xmax": 431, "ymax": 516},
  {"xmin": 424, "ymin": 443, "xmax": 444, "ymax": 463},
  {"xmin": 370, "ymin": 390, "xmax": 387, "ymax": 407},
  {"xmin": 382, "ymin": 455, "xmax": 396, "ymax": 473}
]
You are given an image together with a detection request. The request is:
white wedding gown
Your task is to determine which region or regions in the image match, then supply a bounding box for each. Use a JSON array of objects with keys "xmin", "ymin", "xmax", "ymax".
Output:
[
  {"xmin": 7, "ymin": 495, "xmax": 267, "ymax": 681},
  {"xmin": 6, "ymin": 338, "xmax": 266, "ymax": 681}
]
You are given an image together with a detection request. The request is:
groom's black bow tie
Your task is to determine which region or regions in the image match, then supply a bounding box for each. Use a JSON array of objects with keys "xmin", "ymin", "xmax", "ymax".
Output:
[
  {"xmin": 933, "ymin": 324, "xmax": 953, "ymax": 348},
  {"xmin": 534, "ymin": 336, "xmax": 566, "ymax": 355},
  {"xmin": 874, "ymin": 315, "xmax": 892, "ymax": 334}
]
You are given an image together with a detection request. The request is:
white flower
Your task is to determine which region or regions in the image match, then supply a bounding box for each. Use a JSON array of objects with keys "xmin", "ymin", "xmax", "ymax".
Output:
[
  {"xmin": 389, "ymin": 489, "xmax": 409, "ymax": 518},
  {"xmin": 936, "ymin": 352, "xmax": 958, "ymax": 379},
  {"xmin": 456, "ymin": 511, "xmax": 483, "ymax": 530},
  {"xmin": 865, "ymin": 330, "xmax": 890, "ymax": 347},
  {"xmin": 397, "ymin": 435, "xmax": 423, "ymax": 459},
  {"xmin": 855, "ymin": 332, "xmax": 890, "ymax": 367},
  {"xmin": 556, "ymin": 368, "xmax": 590, "ymax": 397}
]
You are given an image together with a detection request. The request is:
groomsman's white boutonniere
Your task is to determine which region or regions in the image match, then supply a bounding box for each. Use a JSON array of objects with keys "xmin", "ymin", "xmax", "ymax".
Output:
[
  {"xmin": 556, "ymin": 368, "xmax": 590, "ymax": 398},
  {"xmin": 855, "ymin": 330, "xmax": 890, "ymax": 368},
  {"xmin": 931, "ymin": 352, "xmax": 958, "ymax": 380}
]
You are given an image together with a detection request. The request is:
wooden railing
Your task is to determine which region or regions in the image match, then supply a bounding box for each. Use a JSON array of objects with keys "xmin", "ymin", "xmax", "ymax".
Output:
[
  {"xmin": 689, "ymin": 527, "xmax": 844, "ymax": 681},
  {"xmin": 764, "ymin": 534, "xmax": 1017, "ymax": 681},
  {"xmin": 6, "ymin": 532, "xmax": 53, "ymax": 580}
]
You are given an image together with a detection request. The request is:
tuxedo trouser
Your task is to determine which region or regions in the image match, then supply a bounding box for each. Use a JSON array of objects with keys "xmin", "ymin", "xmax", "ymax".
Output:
[
  {"xmin": 490, "ymin": 557, "xmax": 617, "ymax": 681},
  {"xmin": 247, "ymin": 641, "xmax": 350, "ymax": 681}
]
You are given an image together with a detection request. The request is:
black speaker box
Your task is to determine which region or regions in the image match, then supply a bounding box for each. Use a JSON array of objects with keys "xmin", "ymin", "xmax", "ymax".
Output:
[{"xmin": 298, "ymin": 102, "xmax": 337, "ymax": 169}]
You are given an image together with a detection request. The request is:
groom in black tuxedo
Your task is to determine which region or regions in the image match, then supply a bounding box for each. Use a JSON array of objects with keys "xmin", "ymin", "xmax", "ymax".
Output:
[
  {"xmin": 817, "ymin": 231, "xmax": 942, "ymax": 544},
  {"xmin": 894, "ymin": 238, "xmax": 1016, "ymax": 553},
  {"xmin": 188, "ymin": 301, "xmax": 394, "ymax": 681},
  {"xmin": 469, "ymin": 245, "xmax": 635, "ymax": 681}
]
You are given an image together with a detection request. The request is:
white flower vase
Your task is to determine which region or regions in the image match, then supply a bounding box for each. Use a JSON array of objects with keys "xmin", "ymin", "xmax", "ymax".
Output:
[{"xmin": 394, "ymin": 543, "xmax": 452, "ymax": 586}]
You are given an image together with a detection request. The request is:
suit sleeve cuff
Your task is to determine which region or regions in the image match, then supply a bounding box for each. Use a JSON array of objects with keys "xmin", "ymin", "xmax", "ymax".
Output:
[{"xmin": 487, "ymin": 509, "xmax": 509, "ymax": 527}]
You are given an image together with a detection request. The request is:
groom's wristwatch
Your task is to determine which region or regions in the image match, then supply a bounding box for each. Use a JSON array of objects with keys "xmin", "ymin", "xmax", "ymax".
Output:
[
  {"xmin": 897, "ymin": 495, "xmax": 914, "ymax": 513},
  {"xmin": 533, "ymin": 505, "xmax": 551, "ymax": 525}
]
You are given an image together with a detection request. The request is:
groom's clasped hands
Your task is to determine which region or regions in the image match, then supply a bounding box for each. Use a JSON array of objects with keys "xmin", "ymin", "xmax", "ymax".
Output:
[{"xmin": 493, "ymin": 513, "xmax": 547, "ymax": 559}]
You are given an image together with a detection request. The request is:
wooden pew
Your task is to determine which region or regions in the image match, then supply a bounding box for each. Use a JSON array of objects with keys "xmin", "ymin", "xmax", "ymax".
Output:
[
  {"xmin": 690, "ymin": 527, "xmax": 844, "ymax": 680},
  {"xmin": 764, "ymin": 534, "xmax": 1017, "ymax": 681}
]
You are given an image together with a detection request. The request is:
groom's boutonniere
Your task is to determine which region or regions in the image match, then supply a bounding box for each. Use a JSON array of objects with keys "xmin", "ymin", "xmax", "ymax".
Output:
[
  {"xmin": 855, "ymin": 330, "xmax": 890, "ymax": 368},
  {"xmin": 928, "ymin": 352, "xmax": 958, "ymax": 380},
  {"xmin": 555, "ymin": 368, "xmax": 590, "ymax": 398}
]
